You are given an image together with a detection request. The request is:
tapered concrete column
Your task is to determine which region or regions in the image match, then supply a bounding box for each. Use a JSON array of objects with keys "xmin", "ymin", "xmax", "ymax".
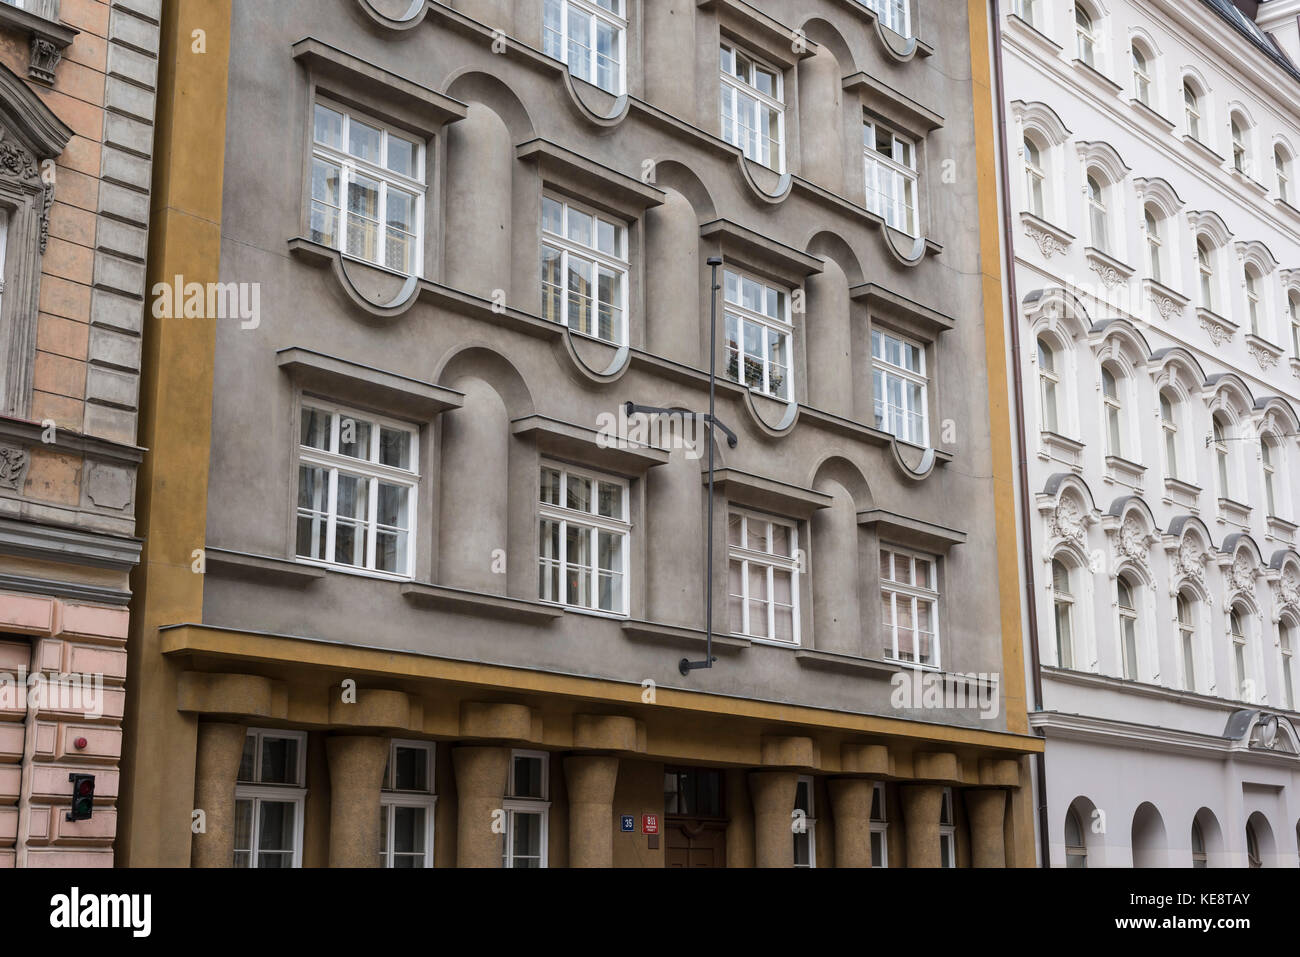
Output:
[
  {"xmin": 191, "ymin": 722, "xmax": 247, "ymax": 867},
  {"xmin": 965, "ymin": 789, "xmax": 1008, "ymax": 868},
  {"xmin": 453, "ymin": 746, "xmax": 511, "ymax": 868},
  {"xmin": 748, "ymin": 771, "xmax": 797, "ymax": 868},
  {"xmin": 901, "ymin": 784, "xmax": 943, "ymax": 868},
  {"xmin": 564, "ymin": 755, "xmax": 619, "ymax": 868},
  {"xmin": 828, "ymin": 778, "xmax": 875, "ymax": 867},
  {"xmin": 326, "ymin": 735, "xmax": 389, "ymax": 867}
]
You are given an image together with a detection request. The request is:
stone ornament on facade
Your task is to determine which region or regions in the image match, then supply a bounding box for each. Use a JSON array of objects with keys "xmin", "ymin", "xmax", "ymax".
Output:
[
  {"xmin": 1149, "ymin": 292, "xmax": 1182, "ymax": 321},
  {"xmin": 1199, "ymin": 313, "xmax": 1235, "ymax": 346},
  {"xmin": 1280, "ymin": 570, "xmax": 1300, "ymax": 613},
  {"xmin": 0, "ymin": 444, "xmax": 28, "ymax": 490},
  {"xmin": 1227, "ymin": 552, "xmax": 1258, "ymax": 600},
  {"xmin": 1090, "ymin": 259, "xmax": 1125, "ymax": 289},
  {"xmin": 1025, "ymin": 222, "xmax": 1069, "ymax": 259},
  {"xmin": 28, "ymin": 37, "xmax": 62, "ymax": 85},
  {"xmin": 1049, "ymin": 497, "xmax": 1087, "ymax": 549},
  {"xmin": 1248, "ymin": 341, "xmax": 1280, "ymax": 371},
  {"xmin": 0, "ymin": 128, "xmax": 53, "ymax": 254},
  {"xmin": 1115, "ymin": 516, "xmax": 1150, "ymax": 569}
]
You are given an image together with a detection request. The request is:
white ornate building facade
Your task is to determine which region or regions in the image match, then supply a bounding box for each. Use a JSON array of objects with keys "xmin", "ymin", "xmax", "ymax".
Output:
[{"xmin": 1000, "ymin": 0, "xmax": 1300, "ymax": 866}]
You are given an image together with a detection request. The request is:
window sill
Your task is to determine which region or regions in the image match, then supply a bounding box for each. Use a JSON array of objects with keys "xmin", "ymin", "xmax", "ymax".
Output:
[
  {"xmin": 1084, "ymin": 246, "xmax": 1135, "ymax": 291},
  {"xmin": 516, "ymin": 138, "xmax": 666, "ymax": 219},
  {"xmin": 851, "ymin": 282, "xmax": 954, "ymax": 338},
  {"xmin": 1070, "ymin": 59, "xmax": 1123, "ymax": 97},
  {"xmin": 1162, "ymin": 476, "xmax": 1202, "ymax": 511},
  {"xmin": 1197, "ymin": 307, "xmax": 1238, "ymax": 347},
  {"xmin": 620, "ymin": 619, "xmax": 751, "ymax": 654},
  {"xmin": 708, "ymin": 467, "xmax": 833, "ymax": 518},
  {"xmin": 1143, "ymin": 277, "xmax": 1189, "ymax": 321},
  {"xmin": 400, "ymin": 581, "xmax": 564, "ymax": 623},
  {"xmin": 792, "ymin": 648, "xmax": 899, "ymax": 676},
  {"xmin": 1127, "ymin": 97, "xmax": 1175, "ymax": 133},
  {"xmin": 1019, "ymin": 210, "xmax": 1075, "ymax": 260},
  {"xmin": 1216, "ymin": 498, "xmax": 1251, "ymax": 528},
  {"xmin": 1003, "ymin": 13, "xmax": 1062, "ymax": 57},
  {"xmin": 203, "ymin": 548, "xmax": 326, "ymax": 586},
  {"xmin": 842, "ymin": 71, "xmax": 944, "ymax": 132},
  {"xmin": 277, "ymin": 347, "xmax": 465, "ymax": 420},
  {"xmin": 511, "ymin": 413, "xmax": 671, "ymax": 474},
  {"xmin": 1274, "ymin": 196, "xmax": 1300, "ymax": 222},
  {"xmin": 1245, "ymin": 334, "xmax": 1285, "ymax": 371},
  {"xmin": 1291, "ymin": 357, "xmax": 1300, "ymax": 381},
  {"xmin": 699, "ymin": 218, "xmax": 824, "ymax": 286},
  {"xmin": 1104, "ymin": 455, "xmax": 1146, "ymax": 491},
  {"xmin": 0, "ymin": 4, "xmax": 77, "ymax": 84},
  {"xmin": 698, "ymin": 0, "xmax": 817, "ymax": 68},
  {"xmin": 1038, "ymin": 430, "xmax": 1085, "ymax": 469},
  {"xmin": 857, "ymin": 507, "xmax": 966, "ymax": 551},
  {"xmin": 1182, "ymin": 134, "xmax": 1226, "ymax": 167},
  {"xmin": 1266, "ymin": 515, "xmax": 1298, "ymax": 546},
  {"xmin": 1228, "ymin": 167, "xmax": 1269, "ymax": 195}
]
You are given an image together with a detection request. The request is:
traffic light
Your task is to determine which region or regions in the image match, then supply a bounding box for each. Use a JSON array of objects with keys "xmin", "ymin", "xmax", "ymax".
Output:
[{"xmin": 67, "ymin": 773, "xmax": 95, "ymax": 822}]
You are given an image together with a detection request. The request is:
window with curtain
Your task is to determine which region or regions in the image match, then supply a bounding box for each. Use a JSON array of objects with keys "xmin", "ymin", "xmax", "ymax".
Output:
[
  {"xmin": 720, "ymin": 42, "xmax": 784, "ymax": 172},
  {"xmin": 728, "ymin": 510, "xmax": 800, "ymax": 644},
  {"xmin": 864, "ymin": 119, "xmax": 920, "ymax": 236},
  {"xmin": 537, "ymin": 463, "xmax": 630, "ymax": 614},
  {"xmin": 724, "ymin": 269, "xmax": 792, "ymax": 400},
  {"xmin": 880, "ymin": 546, "xmax": 940, "ymax": 667},
  {"xmin": 1052, "ymin": 558, "xmax": 1074, "ymax": 669},
  {"xmin": 1262, "ymin": 438, "xmax": 1278, "ymax": 518},
  {"xmin": 860, "ymin": 0, "xmax": 910, "ymax": 37},
  {"xmin": 872, "ymin": 327, "xmax": 928, "ymax": 446},
  {"xmin": 1117, "ymin": 576, "xmax": 1139, "ymax": 680},
  {"xmin": 540, "ymin": 193, "xmax": 628, "ymax": 346}
]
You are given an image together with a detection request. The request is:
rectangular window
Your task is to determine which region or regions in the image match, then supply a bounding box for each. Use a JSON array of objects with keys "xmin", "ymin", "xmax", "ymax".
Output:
[
  {"xmin": 538, "ymin": 463, "xmax": 630, "ymax": 614},
  {"xmin": 723, "ymin": 269, "xmax": 792, "ymax": 400},
  {"xmin": 234, "ymin": 729, "xmax": 307, "ymax": 869},
  {"xmin": 542, "ymin": 0, "xmax": 626, "ymax": 94},
  {"xmin": 380, "ymin": 740, "xmax": 436, "ymax": 868},
  {"xmin": 503, "ymin": 750, "xmax": 550, "ymax": 868},
  {"xmin": 296, "ymin": 403, "xmax": 418, "ymax": 577},
  {"xmin": 794, "ymin": 776, "xmax": 816, "ymax": 868},
  {"xmin": 870, "ymin": 782, "xmax": 888, "ymax": 867},
  {"xmin": 664, "ymin": 768, "xmax": 724, "ymax": 817},
  {"xmin": 540, "ymin": 194, "xmax": 628, "ymax": 345},
  {"xmin": 939, "ymin": 788, "xmax": 956, "ymax": 867},
  {"xmin": 864, "ymin": 120, "xmax": 919, "ymax": 236},
  {"xmin": 871, "ymin": 328, "xmax": 928, "ymax": 446},
  {"xmin": 720, "ymin": 43, "xmax": 784, "ymax": 171},
  {"xmin": 310, "ymin": 101, "xmax": 424, "ymax": 274},
  {"xmin": 727, "ymin": 510, "xmax": 800, "ymax": 644},
  {"xmin": 880, "ymin": 546, "xmax": 939, "ymax": 667},
  {"xmin": 860, "ymin": 0, "xmax": 910, "ymax": 36}
]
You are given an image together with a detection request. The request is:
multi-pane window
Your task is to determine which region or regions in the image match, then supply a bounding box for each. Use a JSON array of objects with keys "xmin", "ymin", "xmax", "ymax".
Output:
[
  {"xmin": 1245, "ymin": 267, "xmax": 1262, "ymax": 335},
  {"xmin": 793, "ymin": 776, "xmax": 816, "ymax": 868},
  {"xmin": 1132, "ymin": 47, "xmax": 1151, "ymax": 104},
  {"xmin": 1177, "ymin": 593, "xmax": 1197, "ymax": 692},
  {"xmin": 1052, "ymin": 558, "xmax": 1074, "ymax": 670},
  {"xmin": 870, "ymin": 782, "xmax": 888, "ymax": 867},
  {"xmin": 310, "ymin": 102, "xmax": 423, "ymax": 274},
  {"xmin": 1116, "ymin": 576, "xmax": 1139, "ymax": 680},
  {"xmin": 1144, "ymin": 208, "xmax": 1162, "ymax": 282},
  {"xmin": 1262, "ymin": 439, "xmax": 1278, "ymax": 517},
  {"xmin": 1278, "ymin": 147, "xmax": 1291, "ymax": 203},
  {"xmin": 1231, "ymin": 608, "xmax": 1250, "ymax": 701},
  {"xmin": 234, "ymin": 729, "xmax": 307, "ymax": 868},
  {"xmin": 664, "ymin": 768, "xmax": 724, "ymax": 817},
  {"xmin": 540, "ymin": 194, "xmax": 628, "ymax": 345},
  {"xmin": 1213, "ymin": 416, "xmax": 1232, "ymax": 498},
  {"xmin": 939, "ymin": 788, "xmax": 956, "ymax": 868},
  {"xmin": 1065, "ymin": 808, "xmax": 1087, "ymax": 867},
  {"xmin": 1015, "ymin": 0, "xmax": 1037, "ymax": 26},
  {"xmin": 1232, "ymin": 118, "xmax": 1248, "ymax": 173},
  {"xmin": 1037, "ymin": 337, "xmax": 1059, "ymax": 433},
  {"xmin": 1280, "ymin": 620, "xmax": 1295, "ymax": 711},
  {"xmin": 1024, "ymin": 138, "xmax": 1045, "ymax": 218},
  {"xmin": 724, "ymin": 269, "xmax": 792, "ymax": 400},
  {"xmin": 719, "ymin": 43, "xmax": 784, "ymax": 171},
  {"xmin": 872, "ymin": 328, "xmax": 928, "ymax": 446},
  {"xmin": 1075, "ymin": 6, "xmax": 1097, "ymax": 66},
  {"xmin": 1101, "ymin": 366, "xmax": 1123, "ymax": 458},
  {"xmin": 1160, "ymin": 391, "xmax": 1179, "ymax": 480},
  {"xmin": 1198, "ymin": 239, "xmax": 1215, "ymax": 309},
  {"xmin": 864, "ymin": 120, "xmax": 919, "ymax": 236},
  {"xmin": 380, "ymin": 740, "xmax": 436, "ymax": 868},
  {"xmin": 538, "ymin": 464, "xmax": 629, "ymax": 614},
  {"xmin": 1086, "ymin": 174, "xmax": 1107, "ymax": 251},
  {"xmin": 1184, "ymin": 83, "xmax": 1202, "ymax": 141},
  {"xmin": 542, "ymin": 0, "xmax": 625, "ymax": 94},
  {"xmin": 727, "ymin": 510, "xmax": 799, "ymax": 643},
  {"xmin": 296, "ymin": 404, "xmax": 417, "ymax": 576},
  {"xmin": 880, "ymin": 546, "xmax": 939, "ymax": 667},
  {"xmin": 502, "ymin": 751, "xmax": 549, "ymax": 868},
  {"xmin": 861, "ymin": 0, "xmax": 909, "ymax": 36},
  {"xmin": 1191, "ymin": 820, "xmax": 1207, "ymax": 868},
  {"xmin": 1290, "ymin": 292, "xmax": 1300, "ymax": 357}
]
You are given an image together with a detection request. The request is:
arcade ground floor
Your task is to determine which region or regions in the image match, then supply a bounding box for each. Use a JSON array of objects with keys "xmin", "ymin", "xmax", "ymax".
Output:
[{"xmin": 116, "ymin": 624, "xmax": 1043, "ymax": 867}]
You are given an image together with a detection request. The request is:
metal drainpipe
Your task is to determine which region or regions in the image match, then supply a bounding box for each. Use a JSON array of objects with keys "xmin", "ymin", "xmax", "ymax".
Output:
[{"xmin": 989, "ymin": 0, "xmax": 1052, "ymax": 867}]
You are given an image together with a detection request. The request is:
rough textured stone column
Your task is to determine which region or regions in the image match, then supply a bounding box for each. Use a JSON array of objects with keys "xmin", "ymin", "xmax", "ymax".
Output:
[
  {"xmin": 748, "ymin": 771, "xmax": 797, "ymax": 868},
  {"xmin": 828, "ymin": 778, "xmax": 875, "ymax": 867},
  {"xmin": 191, "ymin": 722, "xmax": 247, "ymax": 867},
  {"xmin": 965, "ymin": 789, "xmax": 1008, "ymax": 868},
  {"xmin": 452, "ymin": 746, "xmax": 511, "ymax": 868},
  {"xmin": 325, "ymin": 735, "xmax": 389, "ymax": 867},
  {"xmin": 901, "ymin": 784, "xmax": 943, "ymax": 868},
  {"xmin": 564, "ymin": 755, "xmax": 619, "ymax": 868}
]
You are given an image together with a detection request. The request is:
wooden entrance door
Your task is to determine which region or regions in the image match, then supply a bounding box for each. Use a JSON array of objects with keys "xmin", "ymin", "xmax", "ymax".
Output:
[{"xmin": 665, "ymin": 819, "xmax": 727, "ymax": 868}]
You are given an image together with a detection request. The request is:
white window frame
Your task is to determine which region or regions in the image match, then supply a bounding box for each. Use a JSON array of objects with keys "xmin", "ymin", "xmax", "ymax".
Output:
[
  {"xmin": 727, "ymin": 508, "xmax": 801, "ymax": 645},
  {"xmin": 309, "ymin": 99, "xmax": 425, "ymax": 276},
  {"xmin": 1075, "ymin": 5, "xmax": 1098, "ymax": 67},
  {"xmin": 1198, "ymin": 238, "xmax": 1216, "ymax": 310},
  {"xmin": 1160, "ymin": 390, "xmax": 1179, "ymax": 481},
  {"xmin": 860, "ymin": 0, "xmax": 910, "ymax": 37},
  {"xmin": 1144, "ymin": 208, "xmax": 1162, "ymax": 282},
  {"xmin": 540, "ymin": 192, "xmax": 629, "ymax": 346},
  {"xmin": 1037, "ymin": 336, "xmax": 1060, "ymax": 434},
  {"xmin": 870, "ymin": 782, "xmax": 888, "ymax": 868},
  {"xmin": 1230, "ymin": 608, "xmax": 1251, "ymax": 701},
  {"xmin": 793, "ymin": 775, "xmax": 816, "ymax": 868},
  {"xmin": 939, "ymin": 788, "xmax": 956, "ymax": 868},
  {"xmin": 1245, "ymin": 267, "xmax": 1262, "ymax": 336},
  {"xmin": 1277, "ymin": 147, "xmax": 1291, "ymax": 203},
  {"xmin": 503, "ymin": 749, "xmax": 550, "ymax": 869},
  {"xmin": 1015, "ymin": 0, "xmax": 1037, "ymax": 28},
  {"xmin": 380, "ymin": 739, "xmax": 436, "ymax": 869},
  {"xmin": 1132, "ymin": 45, "xmax": 1152, "ymax": 105},
  {"xmin": 1280, "ymin": 619, "xmax": 1295, "ymax": 711},
  {"xmin": 1177, "ymin": 592, "xmax": 1197, "ymax": 692},
  {"xmin": 1184, "ymin": 82, "xmax": 1202, "ymax": 141},
  {"xmin": 1024, "ymin": 137, "xmax": 1046, "ymax": 219},
  {"xmin": 1262, "ymin": 438, "xmax": 1278, "ymax": 518},
  {"xmin": 864, "ymin": 118, "xmax": 920, "ymax": 236},
  {"xmin": 295, "ymin": 400, "xmax": 419, "ymax": 579},
  {"xmin": 723, "ymin": 268, "xmax": 793, "ymax": 400},
  {"xmin": 1052, "ymin": 558, "xmax": 1074, "ymax": 670},
  {"xmin": 1101, "ymin": 366, "xmax": 1125, "ymax": 458},
  {"xmin": 1232, "ymin": 116, "xmax": 1249, "ymax": 174},
  {"xmin": 234, "ymin": 728, "xmax": 308, "ymax": 869},
  {"xmin": 880, "ymin": 545, "xmax": 941, "ymax": 669},
  {"xmin": 1289, "ymin": 291, "xmax": 1300, "ymax": 358},
  {"xmin": 1116, "ymin": 576, "xmax": 1140, "ymax": 680},
  {"xmin": 871, "ymin": 326, "xmax": 929, "ymax": 446},
  {"xmin": 1086, "ymin": 172, "xmax": 1108, "ymax": 252},
  {"xmin": 541, "ymin": 0, "xmax": 627, "ymax": 95},
  {"xmin": 537, "ymin": 462, "xmax": 631, "ymax": 616},
  {"xmin": 1213, "ymin": 415, "xmax": 1232, "ymax": 499},
  {"xmin": 719, "ymin": 42, "xmax": 785, "ymax": 172}
]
